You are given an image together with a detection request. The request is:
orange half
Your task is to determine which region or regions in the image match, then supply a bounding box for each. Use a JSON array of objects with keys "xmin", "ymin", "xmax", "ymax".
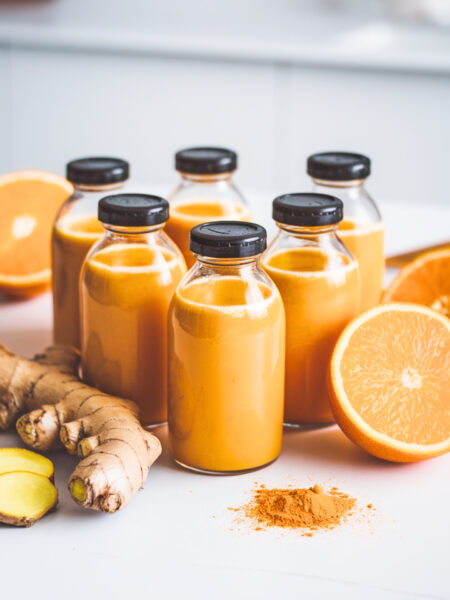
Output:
[
  {"xmin": 0, "ymin": 170, "xmax": 73, "ymax": 297},
  {"xmin": 383, "ymin": 248, "xmax": 450, "ymax": 317},
  {"xmin": 329, "ymin": 303, "xmax": 450, "ymax": 462}
]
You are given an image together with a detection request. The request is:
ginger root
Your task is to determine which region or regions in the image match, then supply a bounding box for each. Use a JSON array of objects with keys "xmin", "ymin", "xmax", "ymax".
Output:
[
  {"xmin": 0, "ymin": 344, "xmax": 161, "ymax": 513},
  {"xmin": 0, "ymin": 471, "xmax": 58, "ymax": 527}
]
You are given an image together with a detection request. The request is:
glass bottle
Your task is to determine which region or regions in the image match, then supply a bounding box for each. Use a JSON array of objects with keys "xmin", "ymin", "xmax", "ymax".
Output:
[
  {"xmin": 307, "ymin": 152, "xmax": 384, "ymax": 311},
  {"xmin": 166, "ymin": 147, "xmax": 250, "ymax": 268},
  {"xmin": 262, "ymin": 193, "xmax": 360, "ymax": 427},
  {"xmin": 52, "ymin": 157, "xmax": 130, "ymax": 350},
  {"xmin": 80, "ymin": 194, "xmax": 186, "ymax": 427},
  {"xmin": 168, "ymin": 221, "xmax": 285, "ymax": 473}
]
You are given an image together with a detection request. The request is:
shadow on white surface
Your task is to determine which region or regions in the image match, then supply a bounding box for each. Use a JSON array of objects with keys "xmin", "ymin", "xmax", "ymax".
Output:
[
  {"xmin": 282, "ymin": 425, "xmax": 416, "ymax": 471},
  {"xmin": 149, "ymin": 422, "xmax": 421, "ymax": 479}
]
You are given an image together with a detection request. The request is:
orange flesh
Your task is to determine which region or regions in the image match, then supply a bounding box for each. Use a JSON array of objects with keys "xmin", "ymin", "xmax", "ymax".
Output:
[
  {"xmin": 263, "ymin": 248, "xmax": 360, "ymax": 424},
  {"xmin": 81, "ymin": 243, "xmax": 186, "ymax": 426},
  {"xmin": 168, "ymin": 277, "xmax": 285, "ymax": 472},
  {"xmin": 165, "ymin": 200, "xmax": 251, "ymax": 267},
  {"xmin": 0, "ymin": 179, "xmax": 71, "ymax": 277},
  {"xmin": 338, "ymin": 219, "xmax": 384, "ymax": 311},
  {"xmin": 384, "ymin": 250, "xmax": 450, "ymax": 317},
  {"xmin": 340, "ymin": 310, "xmax": 450, "ymax": 445},
  {"xmin": 52, "ymin": 215, "xmax": 104, "ymax": 349}
]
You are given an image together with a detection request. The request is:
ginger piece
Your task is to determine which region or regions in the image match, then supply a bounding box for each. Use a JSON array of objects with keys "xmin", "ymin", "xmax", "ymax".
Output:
[
  {"xmin": 0, "ymin": 447, "xmax": 54, "ymax": 480},
  {"xmin": 0, "ymin": 471, "xmax": 58, "ymax": 527},
  {"xmin": 0, "ymin": 344, "xmax": 162, "ymax": 513}
]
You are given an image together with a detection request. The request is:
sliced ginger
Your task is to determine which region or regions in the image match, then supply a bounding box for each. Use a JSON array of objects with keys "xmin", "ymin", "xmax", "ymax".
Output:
[
  {"xmin": 0, "ymin": 471, "xmax": 58, "ymax": 527},
  {"xmin": 0, "ymin": 447, "xmax": 54, "ymax": 480}
]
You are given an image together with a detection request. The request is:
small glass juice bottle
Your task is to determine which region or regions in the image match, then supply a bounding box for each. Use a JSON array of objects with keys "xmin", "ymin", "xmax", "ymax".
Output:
[
  {"xmin": 168, "ymin": 221, "xmax": 285, "ymax": 473},
  {"xmin": 52, "ymin": 157, "xmax": 130, "ymax": 350},
  {"xmin": 166, "ymin": 147, "xmax": 250, "ymax": 268},
  {"xmin": 80, "ymin": 194, "xmax": 187, "ymax": 427},
  {"xmin": 307, "ymin": 152, "xmax": 384, "ymax": 311},
  {"xmin": 262, "ymin": 193, "xmax": 360, "ymax": 427}
]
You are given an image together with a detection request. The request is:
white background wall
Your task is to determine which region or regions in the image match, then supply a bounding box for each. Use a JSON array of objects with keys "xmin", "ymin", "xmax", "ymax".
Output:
[{"xmin": 1, "ymin": 0, "xmax": 449, "ymax": 207}]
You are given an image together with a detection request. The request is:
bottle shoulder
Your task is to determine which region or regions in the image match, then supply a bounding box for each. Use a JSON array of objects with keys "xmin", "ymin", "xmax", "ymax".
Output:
[
  {"xmin": 54, "ymin": 182, "xmax": 131, "ymax": 224},
  {"xmin": 83, "ymin": 229, "xmax": 186, "ymax": 277},
  {"xmin": 168, "ymin": 179, "xmax": 247, "ymax": 206},
  {"xmin": 263, "ymin": 229, "xmax": 357, "ymax": 271},
  {"xmin": 312, "ymin": 182, "xmax": 382, "ymax": 224},
  {"xmin": 174, "ymin": 259, "xmax": 281, "ymax": 314}
]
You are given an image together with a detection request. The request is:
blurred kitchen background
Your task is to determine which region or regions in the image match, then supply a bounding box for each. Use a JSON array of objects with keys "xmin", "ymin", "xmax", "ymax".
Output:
[{"xmin": 0, "ymin": 0, "xmax": 449, "ymax": 206}]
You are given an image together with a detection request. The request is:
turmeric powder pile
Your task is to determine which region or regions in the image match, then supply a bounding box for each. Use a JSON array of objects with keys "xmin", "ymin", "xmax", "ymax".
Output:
[{"xmin": 233, "ymin": 483, "xmax": 357, "ymax": 535}]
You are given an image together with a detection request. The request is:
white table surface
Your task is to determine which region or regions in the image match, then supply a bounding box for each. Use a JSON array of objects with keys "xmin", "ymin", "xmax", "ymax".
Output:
[{"xmin": 0, "ymin": 201, "xmax": 449, "ymax": 600}]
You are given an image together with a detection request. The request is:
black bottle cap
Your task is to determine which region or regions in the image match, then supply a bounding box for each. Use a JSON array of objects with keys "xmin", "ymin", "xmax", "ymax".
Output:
[
  {"xmin": 307, "ymin": 152, "xmax": 370, "ymax": 181},
  {"xmin": 190, "ymin": 221, "xmax": 266, "ymax": 258},
  {"xmin": 272, "ymin": 193, "xmax": 343, "ymax": 227},
  {"xmin": 98, "ymin": 194, "xmax": 169, "ymax": 227},
  {"xmin": 66, "ymin": 157, "xmax": 129, "ymax": 185},
  {"xmin": 175, "ymin": 147, "xmax": 237, "ymax": 175}
]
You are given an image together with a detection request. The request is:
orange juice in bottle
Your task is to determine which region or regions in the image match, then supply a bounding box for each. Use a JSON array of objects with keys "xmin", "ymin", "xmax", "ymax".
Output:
[
  {"xmin": 52, "ymin": 157, "xmax": 130, "ymax": 349},
  {"xmin": 168, "ymin": 222, "xmax": 285, "ymax": 473},
  {"xmin": 81, "ymin": 194, "xmax": 186, "ymax": 427},
  {"xmin": 262, "ymin": 193, "xmax": 360, "ymax": 426},
  {"xmin": 166, "ymin": 147, "xmax": 250, "ymax": 267},
  {"xmin": 307, "ymin": 152, "xmax": 384, "ymax": 311}
]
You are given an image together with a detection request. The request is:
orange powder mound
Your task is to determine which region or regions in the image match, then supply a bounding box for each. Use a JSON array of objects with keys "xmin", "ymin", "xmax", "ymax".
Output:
[{"xmin": 233, "ymin": 484, "xmax": 357, "ymax": 534}]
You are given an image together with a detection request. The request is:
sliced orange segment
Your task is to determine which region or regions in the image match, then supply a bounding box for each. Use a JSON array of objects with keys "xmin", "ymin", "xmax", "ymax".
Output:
[
  {"xmin": 329, "ymin": 303, "xmax": 450, "ymax": 462},
  {"xmin": 0, "ymin": 170, "xmax": 73, "ymax": 297},
  {"xmin": 383, "ymin": 248, "xmax": 450, "ymax": 317}
]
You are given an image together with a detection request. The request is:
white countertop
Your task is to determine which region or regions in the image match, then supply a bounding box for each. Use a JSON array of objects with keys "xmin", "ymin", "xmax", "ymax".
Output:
[{"xmin": 0, "ymin": 200, "xmax": 449, "ymax": 600}]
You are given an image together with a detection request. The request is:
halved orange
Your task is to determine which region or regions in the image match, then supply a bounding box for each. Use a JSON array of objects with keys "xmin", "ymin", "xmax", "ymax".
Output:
[
  {"xmin": 384, "ymin": 248, "xmax": 450, "ymax": 317},
  {"xmin": 0, "ymin": 170, "xmax": 73, "ymax": 297},
  {"xmin": 329, "ymin": 303, "xmax": 450, "ymax": 462}
]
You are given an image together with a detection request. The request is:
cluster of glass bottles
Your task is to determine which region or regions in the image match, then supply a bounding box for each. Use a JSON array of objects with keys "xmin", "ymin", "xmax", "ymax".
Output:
[{"xmin": 51, "ymin": 148, "xmax": 384, "ymax": 474}]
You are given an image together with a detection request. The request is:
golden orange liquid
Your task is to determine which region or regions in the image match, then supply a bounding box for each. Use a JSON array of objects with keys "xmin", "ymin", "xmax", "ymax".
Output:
[
  {"xmin": 338, "ymin": 219, "xmax": 384, "ymax": 311},
  {"xmin": 165, "ymin": 200, "xmax": 251, "ymax": 267},
  {"xmin": 81, "ymin": 243, "xmax": 186, "ymax": 426},
  {"xmin": 52, "ymin": 215, "xmax": 104, "ymax": 349},
  {"xmin": 263, "ymin": 248, "xmax": 360, "ymax": 425},
  {"xmin": 168, "ymin": 276, "xmax": 285, "ymax": 472}
]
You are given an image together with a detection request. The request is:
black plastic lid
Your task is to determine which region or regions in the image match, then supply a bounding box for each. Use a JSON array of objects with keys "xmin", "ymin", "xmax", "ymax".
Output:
[
  {"xmin": 175, "ymin": 147, "xmax": 237, "ymax": 175},
  {"xmin": 307, "ymin": 152, "xmax": 370, "ymax": 181},
  {"xmin": 190, "ymin": 221, "xmax": 266, "ymax": 258},
  {"xmin": 273, "ymin": 193, "xmax": 343, "ymax": 227},
  {"xmin": 98, "ymin": 194, "xmax": 169, "ymax": 227},
  {"xmin": 66, "ymin": 157, "xmax": 129, "ymax": 185}
]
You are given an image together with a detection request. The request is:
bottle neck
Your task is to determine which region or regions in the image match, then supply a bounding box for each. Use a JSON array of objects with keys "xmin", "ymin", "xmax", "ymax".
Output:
[
  {"xmin": 276, "ymin": 222, "xmax": 338, "ymax": 237},
  {"xmin": 178, "ymin": 171, "xmax": 234, "ymax": 184},
  {"xmin": 73, "ymin": 181, "xmax": 126, "ymax": 193},
  {"xmin": 311, "ymin": 177, "xmax": 365, "ymax": 190},
  {"xmin": 103, "ymin": 223, "xmax": 165, "ymax": 239},
  {"xmin": 195, "ymin": 255, "xmax": 259, "ymax": 269}
]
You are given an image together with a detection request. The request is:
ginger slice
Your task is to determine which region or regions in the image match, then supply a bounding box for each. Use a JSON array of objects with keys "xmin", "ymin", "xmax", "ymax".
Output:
[
  {"xmin": 0, "ymin": 447, "xmax": 54, "ymax": 480},
  {"xmin": 0, "ymin": 471, "xmax": 58, "ymax": 527},
  {"xmin": 0, "ymin": 344, "xmax": 162, "ymax": 513}
]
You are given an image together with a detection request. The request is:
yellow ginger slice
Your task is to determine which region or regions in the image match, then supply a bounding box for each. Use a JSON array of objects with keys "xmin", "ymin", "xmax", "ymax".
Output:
[
  {"xmin": 0, "ymin": 447, "xmax": 54, "ymax": 480},
  {"xmin": 0, "ymin": 471, "xmax": 58, "ymax": 527}
]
